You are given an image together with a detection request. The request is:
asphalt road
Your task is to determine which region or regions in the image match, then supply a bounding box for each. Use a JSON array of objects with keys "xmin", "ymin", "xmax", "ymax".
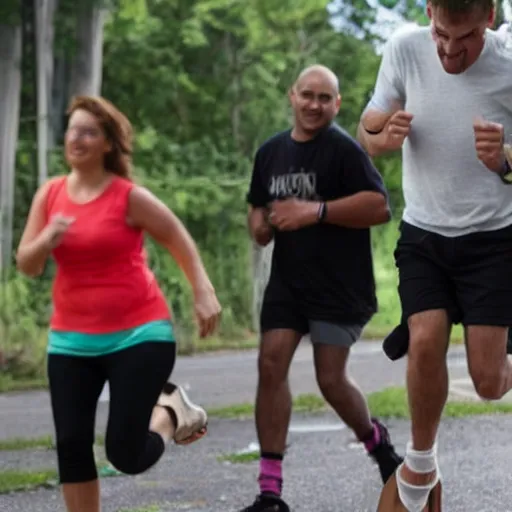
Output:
[{"xmin": 2, "ymin": 413, "xmax": 512, "ymax": 511}]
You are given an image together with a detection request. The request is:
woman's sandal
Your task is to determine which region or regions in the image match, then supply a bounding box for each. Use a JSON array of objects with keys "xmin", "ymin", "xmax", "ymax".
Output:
[
  {"xmin": 175, "ymin": 425, "xmax": 208, "ymax": 445},
  {"xmin": 377, "ymin": 465, "xmax": 442, "ymax": 512},
  {"xmin": 157, "ymin": 383, "xmax": 208, "ymax": 446}
]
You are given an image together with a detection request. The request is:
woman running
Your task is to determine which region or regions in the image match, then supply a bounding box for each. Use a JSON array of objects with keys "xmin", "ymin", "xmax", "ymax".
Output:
[{"xmin": 16, "ymin": 95, "xmax": 221, "ymax": 512}]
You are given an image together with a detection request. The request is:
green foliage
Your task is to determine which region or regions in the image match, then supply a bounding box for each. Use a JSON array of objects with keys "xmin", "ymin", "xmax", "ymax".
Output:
[
  {"xmin": 0, "ymin": 272, "xmax": 49, "ymax": 380},
  {"xmin": 0, "ymin": 0, "xmax": 21, "ymax": 25},
  {"xmin": 140, "ymin": 162, "xmax": 253, "ymax": 338},
  {"xmin": 378, "ymin": 0, "xmax": 429, "ymax": 24}
]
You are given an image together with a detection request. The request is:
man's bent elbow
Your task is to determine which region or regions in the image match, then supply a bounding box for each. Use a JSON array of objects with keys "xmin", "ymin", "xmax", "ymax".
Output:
[
  {"xmin": 362, "ymin": 137, "xmax": 385, "ymax": 158},
  {"xmin": 357, "ymin": 131, "xmax": 381, "ymax": 158},
  {"xmin": 357, "ymin": 113, "xmax": 391, "ymax": 158},
  {"xmin": 364, "ymin": 193, "xmax": 391, "ymax": 227}
]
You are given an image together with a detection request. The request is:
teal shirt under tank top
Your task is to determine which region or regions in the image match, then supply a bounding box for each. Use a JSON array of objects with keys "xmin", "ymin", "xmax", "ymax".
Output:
[{"xmin": 48, "ymin": 320, "xmax": 176, "ymax": 357}]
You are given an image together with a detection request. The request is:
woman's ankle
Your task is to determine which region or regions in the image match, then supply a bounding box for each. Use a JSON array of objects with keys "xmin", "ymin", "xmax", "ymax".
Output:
[{"xmin": 62, "ymin": 479, "xmax": 100, "ymax": 512}]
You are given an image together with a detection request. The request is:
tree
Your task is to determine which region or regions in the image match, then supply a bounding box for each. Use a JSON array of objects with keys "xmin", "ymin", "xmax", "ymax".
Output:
[{"xmin": 0, "ymin": 4, "xmax": 22, "ymax": 270}]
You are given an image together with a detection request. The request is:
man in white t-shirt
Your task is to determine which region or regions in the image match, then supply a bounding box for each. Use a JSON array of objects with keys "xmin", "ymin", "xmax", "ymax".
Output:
[{"xmin": 357, "ymin": 1, "xmax": 512, "ymax": 509}]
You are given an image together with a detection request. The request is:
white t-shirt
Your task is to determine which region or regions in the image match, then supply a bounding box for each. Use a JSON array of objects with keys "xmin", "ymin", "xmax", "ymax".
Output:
[{"xmin": 367, "ymin": 25, "xmax": 512, "ymax": 237}]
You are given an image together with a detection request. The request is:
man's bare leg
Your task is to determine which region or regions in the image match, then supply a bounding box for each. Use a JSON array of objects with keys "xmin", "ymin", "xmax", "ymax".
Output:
[
  {"xmin": 313, "ymin": 343, "xmax": 374, "ymax": 439},
  {"xmin": 397, "ymin": 310, "xmax": 450, "ymax": 510},
  {"xmin": 466, "ymin": 325, "xmax": 512, "ymax": 399},
  {"xmin": 255, "ymin": 329, "xmax": 302, "ymax": 497},
  {"xmin": 313, "ymin": 341, "xmax": 402, "ymax": 483}
]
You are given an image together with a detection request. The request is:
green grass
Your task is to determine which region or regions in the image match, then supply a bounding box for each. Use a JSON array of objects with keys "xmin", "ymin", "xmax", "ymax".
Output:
[
  {"xmin": 177, "ymin": 333, "xmax": 259, "ymax": 355},
  {"xmin": 209, "ymin": 388, "xmax": 512, "ymax": 422},
  {"xmin": 0, "ymin": 436, "xmax": 55, "ymax": 451},
  {"xmin": 0, "ymin": 375, "xmax": 48, "ymax": 393},
  {"xmin": 0, "ymin": 434, "xmax": 104, "ymax": 452},
  {"xmin": 368, "ymin": 386, "xmax": 512, "ymax": 418},
  {"xmin": 0, "ymin": 469, "xmax": 58, "ymax": 494},
  {"xmin": 0, "ymin": 459, "xmax": 123, "ymax": 495},
  {"xmin": 208, "ymin": 393, "xmax": 325, "ymax": 419},
  {"xmin": 217, "ymin": 451, "xmax": 260, "ymax": 464}
]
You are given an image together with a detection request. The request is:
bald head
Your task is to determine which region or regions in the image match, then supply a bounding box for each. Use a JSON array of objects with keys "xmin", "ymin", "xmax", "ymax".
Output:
[
  {"xmin": 289, "ymin": 64, "xmax": 341, "ymax": 140},
  {"xmin": 293, "ymin": 65, "xmax": 339, "ymax": 95}
]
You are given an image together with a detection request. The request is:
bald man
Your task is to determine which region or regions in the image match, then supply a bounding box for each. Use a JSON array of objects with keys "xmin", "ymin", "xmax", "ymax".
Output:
[{"xmin": 241, "ymin": 65, "xmax": 403, "ymax": 512}]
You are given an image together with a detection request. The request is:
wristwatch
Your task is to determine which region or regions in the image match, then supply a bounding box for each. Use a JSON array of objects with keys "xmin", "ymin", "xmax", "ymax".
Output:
[{"xmin": 500, "ymin": 158, "xmax": 512, "ymax": 184}]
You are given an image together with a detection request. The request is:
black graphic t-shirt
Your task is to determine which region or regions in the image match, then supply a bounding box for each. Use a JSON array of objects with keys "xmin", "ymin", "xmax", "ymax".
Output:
[{"xmin": 247, "ymin": 122, "xmax": 389, "ymax": 325}]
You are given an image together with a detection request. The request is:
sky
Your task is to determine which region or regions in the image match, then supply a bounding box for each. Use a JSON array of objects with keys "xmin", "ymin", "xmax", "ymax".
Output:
[{"xmin": 328, "ymin": 0, "xmax": 420, "ymax": 49}]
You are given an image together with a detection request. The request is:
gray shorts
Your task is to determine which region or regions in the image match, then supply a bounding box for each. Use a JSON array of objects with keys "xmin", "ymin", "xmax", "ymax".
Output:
[
  {"xmin": 260, "ymin": 296, "xmax": 366, "ymax": 348},
  {"xmin": 308, "ymin": 321, "xmax": 364, "ymax": 348}
]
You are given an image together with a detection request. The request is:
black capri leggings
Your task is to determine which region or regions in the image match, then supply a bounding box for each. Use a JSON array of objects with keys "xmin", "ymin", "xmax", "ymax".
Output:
[{"xmin": 48, "ymin": 341, "xmax": 176, "ymax": 484}]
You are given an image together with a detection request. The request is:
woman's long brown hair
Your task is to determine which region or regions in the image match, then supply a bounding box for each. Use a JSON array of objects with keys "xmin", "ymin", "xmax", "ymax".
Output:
[{"xmin": 66, "ymin": 95, "xmax": 134, "ymax": 180}]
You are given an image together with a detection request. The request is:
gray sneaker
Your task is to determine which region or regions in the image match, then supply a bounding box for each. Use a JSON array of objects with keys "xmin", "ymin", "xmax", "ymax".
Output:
[{"xmin": 157, "ymin": 382, "xmax": 208, "ymax": 444}]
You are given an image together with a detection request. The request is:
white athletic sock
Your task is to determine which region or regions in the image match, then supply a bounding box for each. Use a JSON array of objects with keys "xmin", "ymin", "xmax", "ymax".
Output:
[{"xmin": 396, "ymin": 442, "xmax": 440, "ymax": 512}]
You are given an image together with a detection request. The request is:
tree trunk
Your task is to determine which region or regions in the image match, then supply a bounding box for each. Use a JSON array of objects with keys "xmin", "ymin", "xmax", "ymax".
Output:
[
  {"xmin": 47, "ymin": 0, "xmax": 107, "ymax": 149},
  {"xmin": 49, "ymin": 54, "xmax": 68, "ymax": 147},
  {"xmin": 0, "ymin": 23, "xmax": 22, "ymax": 269},
  {"xmin": 35, "ymin": 0, "xmax": 58, "ymax": 185},
  {"xmin": 68, "ymin": 0, "xmax": 106, "ymax": 96}
]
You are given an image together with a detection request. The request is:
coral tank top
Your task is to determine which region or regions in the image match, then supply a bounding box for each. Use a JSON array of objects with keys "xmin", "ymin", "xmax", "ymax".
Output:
[{"xmin": 45, "ymin": 175, "xmax": 171, "ymax": 334}]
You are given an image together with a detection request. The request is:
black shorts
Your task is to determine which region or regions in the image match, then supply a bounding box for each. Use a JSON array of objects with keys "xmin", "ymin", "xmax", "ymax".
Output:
[
  {"xmin": 395, "ymin": 221, "xmax": 512, "ymax": 326},
  {"xmin": 260, "ymin": 277, "xmax": 366, "ymax": 347}
]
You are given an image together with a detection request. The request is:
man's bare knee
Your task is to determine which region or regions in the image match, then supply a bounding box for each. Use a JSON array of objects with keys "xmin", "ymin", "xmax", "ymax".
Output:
[
  {"xmin": 258, "ymin": 329, "xmax": 300, "ymax": 387},
  {"xmin": 258, "ymin": 351, "xmax": 288, "ymax": 387},
  {"xmin": 313, "ymin": 344, "xmax": 350, "ymax": 403},
  {"xmin": 466, "ymin": 325, "xmax": 509, "ymax": 400},
  {"xmin": 316, "ymin": 371, "xmax": 343, "ymax": 402},
  {"xmin": 408, "ymin": 310, "xmax": 450, "ymax": 368},
  {"xmin": 472, "ymin": 372, "xmax": 505, "ymax": 400}
]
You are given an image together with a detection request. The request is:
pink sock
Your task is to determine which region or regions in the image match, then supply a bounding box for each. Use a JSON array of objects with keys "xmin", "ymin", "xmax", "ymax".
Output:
[
  {"xmin": 258, "ymin": 457, "xmax": 283, "ymax": 496},
  {"xmin": 363, "ymin": 421, "xmax": 381, "ymax": 453}
]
